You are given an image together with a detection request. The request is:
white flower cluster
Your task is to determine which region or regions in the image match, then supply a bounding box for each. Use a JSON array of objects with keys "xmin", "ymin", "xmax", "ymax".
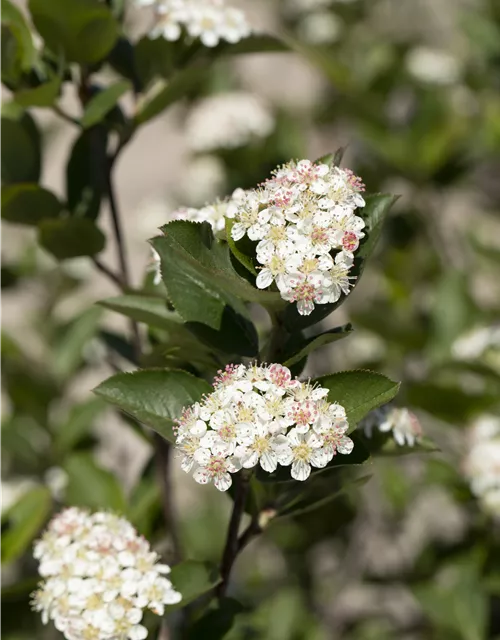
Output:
[
  {"xmin": 464, "ymin": 415, "xmax": 500, "ymax": 516},
  {"xmin": 452, "ymin": 325, "xmax": 500, "ymax": 365},
  {"xmin": 138, "ymin": 0, "xmax": 251, "ymax": 48},
  {"xmin": 169, "ymin": 196, "xmax": 238, "ymax": 234},
  {"xmin": 225, "ymin": 159, "xmax": 366, "ymax": 315},
  {"xmin": 32, "ymin": 508, "xmax": 182, "ymax": 640},
  {"xmin": 175, "ymin": 363, "xmax": 354, "ymax": 490},
  {"xmin": 361, "ymin": 406, "xmax": 422, "ymax": 447},
  {"xmin": 186, "ymin": 92, "xmax": 275, "ymax": 152}
]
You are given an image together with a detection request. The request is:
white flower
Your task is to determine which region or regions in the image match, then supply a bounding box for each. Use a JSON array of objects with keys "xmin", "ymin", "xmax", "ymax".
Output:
[
  {"xmin": 141, "ymin": 0, "xmax": 252, "ymax": 48},
  {"xmin": 193, "ymin": 452, "xmax": 242, "ymax": 491},
  {"xmin": 276, "ymin": 428, "xmax": 329, "ymax": 481},
  {"xmin": 32, "ymin": 509, "xmax": 182, "ymax": 640},
  {"xmin": 406, "ymin": 47, "xmax": 461, "ymax": 85},
  {"xmin": 168, "ymin": 188, "xmax": 246, "ymax": 234},
  {"xmin": 361, "ymin": 406, "xmax": 422, "ymax": 447},
  {"xmin": 174, "ymin": 363, "xmax": 352, "ymax": 487},
  {"xmin": 285, "ymin": 0, "xmax": 333, "ymax": 15},
  {"xmin": 452, "ymin": 326, "xmax": 500, "ymax": 361},
  {"xmin": 186, "ymin": 92, "xmax": 274, "ymax": 152},
  {"xmin": 463, "ymin": 415, "xmax": 500, "ymax": 517},
  {"xmin": 147, "ymin": 248, "xmax": 162, "ymax": 285},
  {"xmin": 298, "ymin": 12, "xmax": 341, "ymax": 45},
  {"xmin": 181, "ymin": 155, "xmax": 226, "ymax": 206}
]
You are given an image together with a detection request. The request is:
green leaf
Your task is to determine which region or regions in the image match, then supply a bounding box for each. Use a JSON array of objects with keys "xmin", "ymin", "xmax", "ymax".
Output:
[
  {"xmin": 134, "ymin": 35, "xmax": 176, "ymax": 89},
  {"xmin": 215, "ymin": 34, "xmax": 289, "ymax": 56},
  {"xmin": 284, "ymin": 193, "xmax": 398, "ymax": 331},
  {"xmin": 1, "ymin": 0, "xmax": 37, "ymax": 73},
  {"xmin": 55, "ymin": 397, "xmax": 106, "ymax": 454},
  {"xmin": 29, "ymin": 0, "xmax": 119, "ymax": 64},
  {"xmin": 283, "ymin": 324, "xmax": 353, "ymax": 367},
  {"xmin": 168, "ymin": 560, "xmax": 221, "ymax": 612},
  {"xmin": 66, "ymin": 126, "xmax": 108, "ymax": 219},
  {"xmin": 52, "ymin": 307, "xmax": 103, "ymax": 379},
  {"xmin": 225, "ymin": 217, "xmax": 258, "ymax": 276},
  {"xmin": 2, "ymin": 183, "xmax": 63, "ymax": 226},
  {"xmin": 429, "ymin": 271, "xmax": 476, "ymax": 361},
  {"xmin": 373, "ymin": 436, "xmax": 439, "ymax": 457},
  {"xmin": 151, "ymin": 222, "xmax": 265, "ymax": 356},
  {"xmin": 2, "ymin": 23, "xmax": 24, "ymax": 87},
  {"xmin": 38, "ymin": 217, "xmax": 105, "ymax": 260},
  {"xmin": 406, "ymin": 382, "xmax": 499, "ymax": 424},
  {"xmin": 93, "ymin": 368, "xmax": 213, "ymax": 443},
  {"xmin": 314, "ymin": 370, "xmax": 400, "ymax": 428},
  {"xmin": 470, "ymin": 235, "xmax": 500, "ymax": 265},
  {"xmin": 153, "ymin": 221, "xmax": 282, "ymax": 307},
  {"xmin": 276, "ymin": 474, "xmax": 372, "ymax": 520},
  {"xmin": 1, "ymin": 104, "xmax": 41, "ymax": 184},
  {"xmin": 412, "ymin": 554, "xmax": 487, "ymax": 640},
  {"xmin": 13, "ymin": 76, "xmax": 61, "ymax": 107},
  {"xmin": 1, "ymin": 487, "xmax": 51, "ymax": 564},
  {"xmin": 135, "ymin": 64, "xmax": 207, "ymax": 125},
  {"xmin": 128, "ymin": 477, "xmax": 161, "ymax": 535},
  {"xmin": 187, "ymin": 598, "xmax": 245, "ymax": 640},
  {"xmin": 81, "ymin": 80, "xmax": 131, "ymax": 128},
  {"xmin": 64, "ymin": 453, "xmax": 126, "ymax": 512},
  {"xmin": 98, "ymin": 295, "xmax": 183, "ymax": 332}
]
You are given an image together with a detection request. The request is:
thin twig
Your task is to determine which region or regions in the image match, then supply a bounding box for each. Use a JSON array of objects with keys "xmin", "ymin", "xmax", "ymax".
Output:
[
  {"xmin": 92, "ymin": 257, "xmax": 124, "ymax": 289},
  {"xmin": 237, "ymin": 517, "xmax": 261, "ymax": 554},
  {"xmin": 104, "ymin": 162, "xmax": 142, "ymax": 360},
  {"xmin": 216, "ymin": 472, "xmax": 251, "ymax": 599},
  {"xmin": 52, "ymin": 105, "xmax": 79, "ymax": 126},
  {"xmin": 154, "ymin": 433, "xmax": 183, "ymax": 564},
  {"xmin": 105, "ymin": 165, "xmax": 132, "ymax": 289}
]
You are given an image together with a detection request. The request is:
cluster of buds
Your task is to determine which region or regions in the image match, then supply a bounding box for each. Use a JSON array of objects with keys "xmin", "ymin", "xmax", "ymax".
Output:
[
  {"xmin": 174, "ymin": 363, "xmax": 354, "ymax": 490},
  {"xmin": 225, "ymin": 159, "xmax": 366, "ymax": 315},
  {"xmin": 32, "ymin": 508, "xmax": 181, "ymax": 640}
]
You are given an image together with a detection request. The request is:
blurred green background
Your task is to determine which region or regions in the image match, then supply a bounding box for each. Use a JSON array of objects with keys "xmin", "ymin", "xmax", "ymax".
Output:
[{"xmin": 2, "ymin": 0, "xmax": 500, "ymax": 638}]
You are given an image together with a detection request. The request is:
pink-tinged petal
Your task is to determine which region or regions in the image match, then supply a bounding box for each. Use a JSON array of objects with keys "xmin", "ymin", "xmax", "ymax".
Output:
[
  {"xmin": 214, "ymin": 473, "xmax": 232, "ymax": 492},
  {"xmin": 194, "ymin": 448, "xmax": 211, "ymax": 465},
  {"xmin": 337, "ymin": 436, "xmax": 354, "ymax": 455},
  {"xmin": 193, "ymin": 468, "xmax": 210, "ymax": 485},
  {"xmin": 227, "ymin": 457, "xmax": 242, "ymax": 473}
]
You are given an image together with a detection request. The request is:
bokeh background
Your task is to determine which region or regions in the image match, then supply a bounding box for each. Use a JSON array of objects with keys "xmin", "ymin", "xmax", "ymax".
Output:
[{"xmin": 2, "ymin": 0, "xmax": 500, "ymax": 638}]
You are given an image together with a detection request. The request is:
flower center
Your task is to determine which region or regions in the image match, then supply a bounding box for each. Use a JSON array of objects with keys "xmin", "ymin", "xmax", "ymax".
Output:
[
  {"xmin": 290, "ymin": 280, "xmax": 317, "ymax": 303},
  {"xmin": 268, "ymin": 226, "xmax": 286, "ymax": 242},
  {"xmin": 301, "ymin": 258, "xmax": 318, "ymax": 274},
  {"xmin": 207, "ymin": 456, "xmax": 227, "ymax": 476},
  {"xmin": 311, "ymin": 226, "xmax": 329, "ymax": 245},
  {"xmin": 269, "ymin": 254, "xmax": 286, "ymax": 275},
  {"xmin": 342, "ymin": 231, "xmax": 358, "ymax": 252},
  {"xmin": 292, "ymin": 442, "xmax": 312, "ymax": 462},
  {"xmin": 290, "ymin": 402, "xmax": 317, "ymax": 426},
  {"xmin": 252, "ymin": 436, "xmax": 270, "ymax": 454},
  {"xmin": 219, "ymin": 424, "xmax": 236, "ymax": 441},
  {"xmin": 237, "ymin": 406, "xmax": 254, "ymax": 422}
]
